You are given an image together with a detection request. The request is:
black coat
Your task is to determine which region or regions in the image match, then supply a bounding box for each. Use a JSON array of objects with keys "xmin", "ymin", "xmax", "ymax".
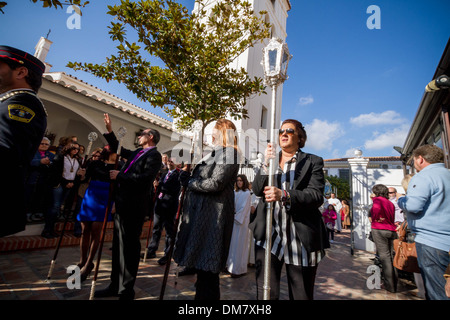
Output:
[
  {"xmin": 173, "ymin": 146, "xmax": 240, "ymax": 274},
  {"xmin": 154, "ymin": 169, "xmax": 181, "ymax": 216},
  {"xmin": 249, "ymin": 150, "xmax": 330, "ymax": 254}
]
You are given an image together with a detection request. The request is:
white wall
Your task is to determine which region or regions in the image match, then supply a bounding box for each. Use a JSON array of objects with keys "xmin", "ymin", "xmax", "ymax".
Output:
[{"xmin": 367, "ymin": 168, "xmax": 406, "ymax": 194}]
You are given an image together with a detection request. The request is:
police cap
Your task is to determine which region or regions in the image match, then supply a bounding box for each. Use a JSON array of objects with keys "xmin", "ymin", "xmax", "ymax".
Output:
[{"xmin": 0, "ymin": 45, "xmax": 45, "ymax": 77}]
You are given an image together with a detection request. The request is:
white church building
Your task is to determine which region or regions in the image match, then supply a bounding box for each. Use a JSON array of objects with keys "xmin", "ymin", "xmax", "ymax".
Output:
[{"xmin": 198, "ymin": 0, "xmax": 292, "ymax": 165}]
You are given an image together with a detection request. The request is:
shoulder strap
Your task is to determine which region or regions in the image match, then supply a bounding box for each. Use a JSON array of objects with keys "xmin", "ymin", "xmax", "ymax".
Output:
[{"xmin": 398, "ymin": 220, "xmax": 408, "ymax": 240}]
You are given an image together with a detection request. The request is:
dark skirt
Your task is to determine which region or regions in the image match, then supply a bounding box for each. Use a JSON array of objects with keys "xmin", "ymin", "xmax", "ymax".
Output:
[{"xmin": 77, "ymin": 180, "xmax": 113, "ymax": 222}]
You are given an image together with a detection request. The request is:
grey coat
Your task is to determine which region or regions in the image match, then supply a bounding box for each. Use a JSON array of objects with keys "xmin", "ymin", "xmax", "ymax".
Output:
[{"xmin": 173, "ymin": 146, "xmax": 240, "ymax": 273}]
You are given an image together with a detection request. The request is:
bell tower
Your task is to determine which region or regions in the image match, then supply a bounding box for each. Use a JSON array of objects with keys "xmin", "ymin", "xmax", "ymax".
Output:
[{"xmin": 34, "ymin": 33, "xmax": 53, "ymax": 73}]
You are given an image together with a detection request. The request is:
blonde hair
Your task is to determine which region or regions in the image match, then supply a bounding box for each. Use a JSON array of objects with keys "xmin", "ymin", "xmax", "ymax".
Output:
[
  {"xmin": 401, "ymin": 173, "xmax": 415, "ymax": 192},
  {"xmin": 213, "ymin": 119, "xmax": 238, "ymax": 149}
]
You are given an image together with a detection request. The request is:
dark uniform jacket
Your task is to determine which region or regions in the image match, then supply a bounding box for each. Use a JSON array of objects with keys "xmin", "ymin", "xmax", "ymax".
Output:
[{"xmin": 0, "ymin": 89, "xmax": 47, "ymax": 237}]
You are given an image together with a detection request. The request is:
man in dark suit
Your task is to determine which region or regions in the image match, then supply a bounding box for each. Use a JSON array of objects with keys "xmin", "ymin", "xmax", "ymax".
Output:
[
  {"xmin": 145, "ymin": 157, "xmax": 181, "ymax": 265},
  {"xmin": 95, "ymin": 113, "xmax": 162, "ymax": 300}
]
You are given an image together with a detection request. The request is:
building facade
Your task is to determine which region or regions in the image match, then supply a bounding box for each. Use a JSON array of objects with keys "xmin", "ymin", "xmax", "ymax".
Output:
[{"xmin": 325, "ymin": 155, "xmax": 407, "ymax": 193}]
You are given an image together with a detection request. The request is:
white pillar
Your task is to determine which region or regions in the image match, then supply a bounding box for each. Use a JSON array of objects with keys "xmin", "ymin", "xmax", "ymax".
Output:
[{"xmin": 348, "ymin": 151, "xmax": 375, "ymax": 252}]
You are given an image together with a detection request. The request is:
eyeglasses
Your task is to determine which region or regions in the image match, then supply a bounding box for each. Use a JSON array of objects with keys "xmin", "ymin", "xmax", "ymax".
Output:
[
  {"xmin": 279, "ymin": 128, "xmax": 295, "ymax": 135},
  {"xmin": 40, "ymin": 143, "xmax": 50, "ymax": 145}
]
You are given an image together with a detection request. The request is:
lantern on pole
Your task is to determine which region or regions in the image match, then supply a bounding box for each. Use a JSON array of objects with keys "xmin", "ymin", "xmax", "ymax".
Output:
[{"xmin": 261, "ymin": 37, "xmax": 292, "ymax": 300}]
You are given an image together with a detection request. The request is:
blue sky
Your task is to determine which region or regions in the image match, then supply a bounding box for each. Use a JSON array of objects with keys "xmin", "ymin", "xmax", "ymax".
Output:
[{"xmin": 1, "ymin": 0, "xmax": 449, "ymax": 160}]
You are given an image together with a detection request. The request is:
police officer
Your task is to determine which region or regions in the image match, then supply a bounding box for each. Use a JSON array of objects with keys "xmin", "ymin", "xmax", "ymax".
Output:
[{"xmin": 0, "ymin": 45, "xmax": 47, "ymax": 237}]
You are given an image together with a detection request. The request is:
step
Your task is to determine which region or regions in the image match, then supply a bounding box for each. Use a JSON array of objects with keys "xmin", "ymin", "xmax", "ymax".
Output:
[{"xmin": 0, "ymin": 221, "xmax": 152, "ymax": 252}]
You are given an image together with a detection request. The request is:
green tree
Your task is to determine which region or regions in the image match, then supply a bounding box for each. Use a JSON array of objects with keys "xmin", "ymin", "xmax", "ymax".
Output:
[
  {"xmin": 325, "ymin": 175, "xmax": 350, "ymax": 200},
  {"xmin": 0, "ymin": 0, "xmax": 89, "ymax": 14},
  {"xmin": 67, "ymin": 0, "xmax": 271, "ymax": 133}
]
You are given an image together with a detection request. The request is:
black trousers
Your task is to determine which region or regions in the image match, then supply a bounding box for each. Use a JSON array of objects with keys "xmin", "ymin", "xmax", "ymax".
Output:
[
  {"xmin": 147, "ymin": 203, "xmax": 177, "ymax": 256},
  {"xmin": 255, "ymin": 245, "xmax": 318, "ymax": 300},
  {"xmin": 195, "ymin": 270, "xmax": 220, "ymax": 300},
  {"xmin": 110, "ymin": 212, "xmax": 145, "ymax": 297}
]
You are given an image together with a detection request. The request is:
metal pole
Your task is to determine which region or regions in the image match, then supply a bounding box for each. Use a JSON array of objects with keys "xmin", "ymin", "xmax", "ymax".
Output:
[
  {"xmin": 263, "ymin": 83, "xmax": 278, "ymax": 300},
  {"xmin": 159, "ymin": 175, "xmax": 188, "ymax": 300}
]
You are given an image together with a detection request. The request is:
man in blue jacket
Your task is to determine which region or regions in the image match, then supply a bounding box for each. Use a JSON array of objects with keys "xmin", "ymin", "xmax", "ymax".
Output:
[{"xmin": 398, "ymin": 145, "xmax": 450, "ymax": 300}]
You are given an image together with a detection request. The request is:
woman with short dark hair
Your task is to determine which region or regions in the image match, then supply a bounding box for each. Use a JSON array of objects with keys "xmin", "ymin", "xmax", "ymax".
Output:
[
  {"xmin": 370, "ymin": 183, "xmax": 398, "ymax": 292},
  {"xmin": 250, "ymin": 119, "xmax": 329, "ymax": 300}
]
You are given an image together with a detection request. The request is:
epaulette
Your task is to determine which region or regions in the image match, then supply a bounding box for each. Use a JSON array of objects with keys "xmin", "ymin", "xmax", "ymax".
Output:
[{"xmin": 0, "ymin": 89, "xmax": 48, "ymax": 116}]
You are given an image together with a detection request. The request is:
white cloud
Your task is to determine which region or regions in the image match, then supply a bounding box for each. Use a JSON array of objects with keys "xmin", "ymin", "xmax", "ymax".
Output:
[
  {"xmin": 364, "ymin": 124, "xmax": 410, "ymax": 150},
  {"xmin": 304, "ymin": 119, "xmax": 344, "ymax": 151},
  {"xmin": 350, "ymin": 110, "xmax": 406, "ymax": 127},
  {"xmin": 298, "ymin": 95, "xmax": 314, "ymax": 106}
]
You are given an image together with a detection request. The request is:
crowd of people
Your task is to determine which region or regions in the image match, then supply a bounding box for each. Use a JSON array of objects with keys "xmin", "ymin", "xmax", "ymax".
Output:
[
  {"xmin": 1, "ymin": 45, "xmax": 449, "ymax": 300},
  {"xmin": 25, "ymin": 135, "xmax": 85, "ymax": 238},
  {"xmin": 320, "ymin": 193, "xmax": 352, "ymax": 244},
  {"xmin": 359, "ymin": 144, "xmax": 450, "ymax": 300}
]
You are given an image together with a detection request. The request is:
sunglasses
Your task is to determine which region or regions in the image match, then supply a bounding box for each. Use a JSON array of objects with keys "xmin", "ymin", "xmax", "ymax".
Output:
[
  {"xmin": 279, "ymin": 128, "xmax": 295, "ymax": 135},
  {"xmin": 140, "ymin": 131, "xmax": 151, "ymax": 137}
]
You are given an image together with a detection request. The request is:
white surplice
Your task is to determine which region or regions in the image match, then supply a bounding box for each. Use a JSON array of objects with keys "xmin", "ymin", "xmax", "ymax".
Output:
[{"xmin": 226, "ymin": 189, "xmax": 252, "ymax": 275}]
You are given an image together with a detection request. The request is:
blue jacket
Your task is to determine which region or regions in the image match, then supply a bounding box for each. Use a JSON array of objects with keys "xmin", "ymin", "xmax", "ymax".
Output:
[
  {"xmin": 398, "ymin": 163, "xmax": 450, "ymax": 252},
  {"xmin": 26, "ymin": 150, "xmax": 55, "ymax": 185}
]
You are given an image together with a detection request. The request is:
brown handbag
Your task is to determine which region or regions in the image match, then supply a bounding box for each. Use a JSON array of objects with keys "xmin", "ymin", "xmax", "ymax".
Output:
[{"xmin": 393, "ymin": 221, "xmax": 421, "ymax": 273}]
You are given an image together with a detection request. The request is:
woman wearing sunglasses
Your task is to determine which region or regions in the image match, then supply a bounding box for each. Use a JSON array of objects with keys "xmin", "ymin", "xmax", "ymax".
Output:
[{"xmin": 249, "ymin": 119, "xmax": 329, "ymax": 300}]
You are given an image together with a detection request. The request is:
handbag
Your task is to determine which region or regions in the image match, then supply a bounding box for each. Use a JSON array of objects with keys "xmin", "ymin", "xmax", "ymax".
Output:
[{"xmin": 393, "ymin": 221, "xmax": 420, "ymax": 273}]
